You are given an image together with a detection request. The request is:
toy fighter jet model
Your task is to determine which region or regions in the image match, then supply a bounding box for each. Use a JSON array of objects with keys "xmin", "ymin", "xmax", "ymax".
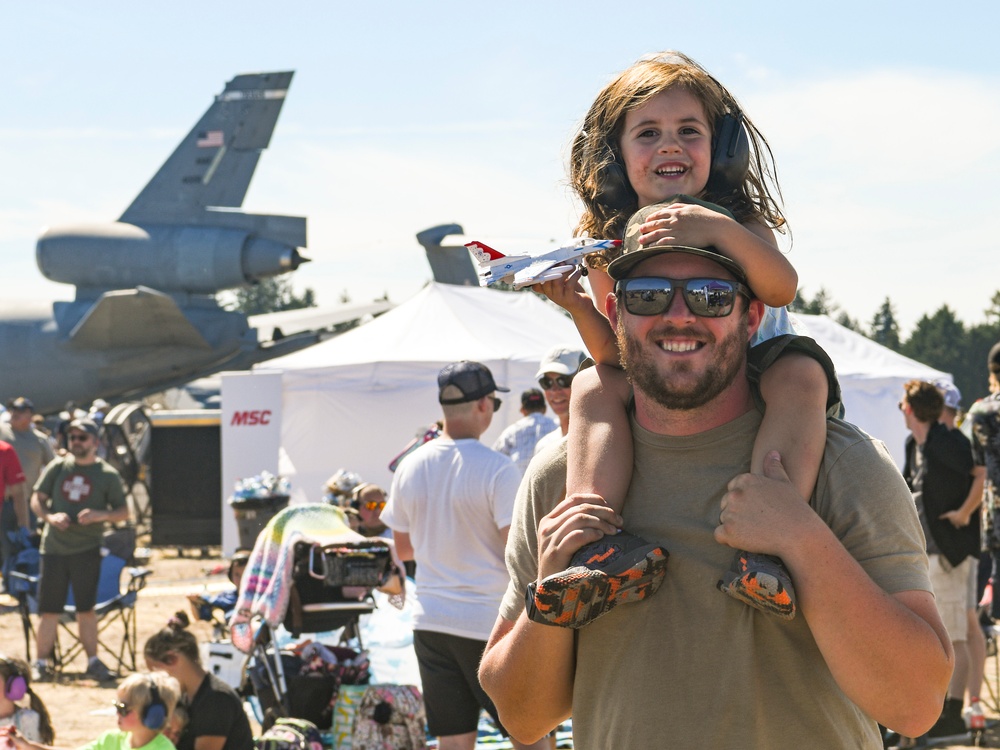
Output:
[{"xmin": 464, "ymin": 238, "xmax": 621, "ymax": 290}]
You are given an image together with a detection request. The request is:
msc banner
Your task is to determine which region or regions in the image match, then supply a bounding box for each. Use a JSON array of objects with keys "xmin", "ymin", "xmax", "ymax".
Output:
[{"xmin": 220, "ymin": 370, "xmax": 282, "ymax": 553}]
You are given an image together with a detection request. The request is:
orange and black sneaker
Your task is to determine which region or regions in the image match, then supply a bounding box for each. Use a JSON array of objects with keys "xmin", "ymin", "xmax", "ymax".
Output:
[
  {"xmin": 717, "ymin": 550, "xmax": 796, "ymax": 620},
  {"xmin": 530, "ymin": 532, "xmax": 669, "ymax": 628}
]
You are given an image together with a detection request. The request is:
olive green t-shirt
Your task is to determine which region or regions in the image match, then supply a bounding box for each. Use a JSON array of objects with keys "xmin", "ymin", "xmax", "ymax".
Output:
[
  {"xmin": 35, "ymin": 457, "xmax": 127, "ymax": 556},
  {"xmin": 502, "ymin": 410, "xmax": 930, "ymax": 750}
]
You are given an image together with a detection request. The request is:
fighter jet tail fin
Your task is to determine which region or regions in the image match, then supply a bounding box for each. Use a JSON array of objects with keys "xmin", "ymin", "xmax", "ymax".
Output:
[
  {"xmin": 68, "ymin": 287, "xmax": 211, "ymax": 350},
  {"xmin": 120, "ymin": 71, "xmax": 294, "ymax": 225}
]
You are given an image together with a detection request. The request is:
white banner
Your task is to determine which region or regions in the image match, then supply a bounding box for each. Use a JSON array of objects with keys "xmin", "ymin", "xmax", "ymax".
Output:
[{"xmin": 219, "ymin": 370, "xmax": 283, "ymax": 553}]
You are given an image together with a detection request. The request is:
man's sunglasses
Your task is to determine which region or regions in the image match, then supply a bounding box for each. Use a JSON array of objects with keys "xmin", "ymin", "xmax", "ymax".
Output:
[
  {"xmin": 539, "ymin": 374, "xmax": 574, "ymax": 390},
  {"xmin": 112, "ymin": 700, "xmax": 132, "ymax": 717},
  {"xmin": 68, "ymin": 433, "xmax": 91, "ymax": 442},
  {"xmin": 615, "ymin": 277, "xmax": 750, "ymax": 318}
]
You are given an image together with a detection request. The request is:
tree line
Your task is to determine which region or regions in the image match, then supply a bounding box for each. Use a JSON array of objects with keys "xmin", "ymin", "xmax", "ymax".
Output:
[{"xmin": 792, "ymin": 289, "xmax": 1000, "ymax": 408}]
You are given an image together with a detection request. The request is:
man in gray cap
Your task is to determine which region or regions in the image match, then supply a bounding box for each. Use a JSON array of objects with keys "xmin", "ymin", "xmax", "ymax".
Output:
[
  {"xmin": 31, "ymin": 417, "xmax": 129, "ymax": 682},
  {"xmin": 381, "ymin": 362, "xmax": 547, "ymax": 750}
]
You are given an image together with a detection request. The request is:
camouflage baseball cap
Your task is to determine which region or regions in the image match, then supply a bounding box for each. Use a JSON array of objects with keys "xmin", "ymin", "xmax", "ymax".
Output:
[{"xmin": 606, "ymin": 194, "xmax": 749, "ymax": 287}]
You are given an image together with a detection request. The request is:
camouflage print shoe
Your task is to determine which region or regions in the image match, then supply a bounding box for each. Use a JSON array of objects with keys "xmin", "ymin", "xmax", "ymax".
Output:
[
  {"xmin": 717, "ymin": 550, "xmax": 796, "ymax": 620},
  {"xmin": 530, "ymin": 531, "xmax": 669, "ymax": 628}
]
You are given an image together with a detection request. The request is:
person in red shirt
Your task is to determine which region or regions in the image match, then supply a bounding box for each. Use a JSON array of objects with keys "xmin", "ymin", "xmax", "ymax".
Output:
[{"xmin": 0, "ymin": 439, "xmax": 28, "ymax": 587}]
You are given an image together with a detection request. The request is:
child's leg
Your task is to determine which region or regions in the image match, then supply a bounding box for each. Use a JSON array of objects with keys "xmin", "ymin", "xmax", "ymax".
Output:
[
  {"xmin": 565, "ymin": 364, "xmax": 634, "ymax": 515},
  {"xmin": 752, "ymin": 353, "xmax": 830, "ymax": 499},
  {"xmin": 719, "ymin": 353, "xmax": 830, "ymax": 620},
  {"xmin": 532, "ymin": 364, "xmax": 669, "ymax": 628}
]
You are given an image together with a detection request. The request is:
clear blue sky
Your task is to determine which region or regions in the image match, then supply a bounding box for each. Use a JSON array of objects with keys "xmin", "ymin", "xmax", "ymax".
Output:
[{"xmin": 3, "ymin": 1, "xmax": 999, "ymax": 335}]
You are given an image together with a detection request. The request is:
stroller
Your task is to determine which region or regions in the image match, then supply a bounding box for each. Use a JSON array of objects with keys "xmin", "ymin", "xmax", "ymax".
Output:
[{"xmin": 230, "ymin": 504, "xmax": 403, "ymax": 731}]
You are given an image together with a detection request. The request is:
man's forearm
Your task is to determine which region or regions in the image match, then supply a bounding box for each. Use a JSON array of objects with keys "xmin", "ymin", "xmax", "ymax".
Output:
[
  {"xmin": 784, "ymin": 517, "xmax": 953, "ymax": 736},
  {"xmin": 479, "ymin": 614, "xmax": 575, "ymax": 744},
  {"xmin": 29, "ymin": 492, "xmax": 47, "ymax": 523}
]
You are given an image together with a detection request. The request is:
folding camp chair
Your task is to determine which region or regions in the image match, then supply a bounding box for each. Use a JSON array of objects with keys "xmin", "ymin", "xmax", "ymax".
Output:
[{"xmin": 12, "ymin": 529, "xmax": 151, "ymax": 676}]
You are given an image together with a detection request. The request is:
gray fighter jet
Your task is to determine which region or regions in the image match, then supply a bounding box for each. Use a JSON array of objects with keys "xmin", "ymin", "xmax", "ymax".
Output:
[{"xmin": 1, "ymin": 71, "xmax": 322, "ymax": 413}]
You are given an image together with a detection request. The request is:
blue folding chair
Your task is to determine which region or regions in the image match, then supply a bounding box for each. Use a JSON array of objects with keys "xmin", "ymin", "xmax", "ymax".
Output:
[{"xmin": 13, "ymin": 531, "xmax": 150, "ymax": 676}]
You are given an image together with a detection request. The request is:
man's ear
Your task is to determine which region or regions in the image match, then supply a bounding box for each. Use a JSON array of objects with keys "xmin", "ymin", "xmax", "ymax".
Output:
[
  {"xmin": 746, "ymin": 298, "xmax": 765, "ymax": 341},
  {"xmin": 605, "ymin": 292, "xmax": 619, "ymax": 329}
]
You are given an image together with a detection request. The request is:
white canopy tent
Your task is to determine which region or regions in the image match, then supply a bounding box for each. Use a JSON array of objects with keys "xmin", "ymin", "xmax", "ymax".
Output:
[
  {"xmin": 795, "ymin": 313, "xmax": 949, "ymax": 467},
  {"xmin": 226, "ymin": 283, "xmax": 949, "ymax": 505},
  {"xmin": 250, "ymin": 282, "xmax": 587, "ymax": 503}
]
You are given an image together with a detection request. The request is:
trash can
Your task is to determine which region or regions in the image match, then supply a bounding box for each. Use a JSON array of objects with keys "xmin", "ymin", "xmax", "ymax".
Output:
[{"xmin": 230, "ymin": 494, "xmax": 290, "ymax": 550}]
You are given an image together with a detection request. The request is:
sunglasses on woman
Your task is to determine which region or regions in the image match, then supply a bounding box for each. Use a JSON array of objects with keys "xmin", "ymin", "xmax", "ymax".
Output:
[
  {"xmin": 538, "ymin": 374, "xmax": 574, "ymax": 390},
  {"xmin": 615, "ymin": 277, "xmax": 750, "ymax": 318}
]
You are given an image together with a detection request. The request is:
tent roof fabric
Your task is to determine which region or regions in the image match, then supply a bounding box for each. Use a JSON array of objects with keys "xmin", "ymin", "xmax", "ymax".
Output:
[{"xmin": 265, "ymin": 282, "xmax": 585, "ymax": 373}]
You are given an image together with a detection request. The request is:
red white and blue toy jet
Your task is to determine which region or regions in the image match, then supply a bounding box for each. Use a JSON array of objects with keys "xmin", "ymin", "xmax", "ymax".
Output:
[{"xmin": 464, "ymin": 238, "xmax": 621, "ymax": 290}]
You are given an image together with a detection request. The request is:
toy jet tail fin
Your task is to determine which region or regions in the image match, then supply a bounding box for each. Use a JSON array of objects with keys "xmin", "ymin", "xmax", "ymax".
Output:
[
  {"xmin": 465, "ymin": 241, "xmax": 506, "ymax": 265},
  {"xmin": 120, "ymin": 71, "xmax": 294, "ymax": 224}
]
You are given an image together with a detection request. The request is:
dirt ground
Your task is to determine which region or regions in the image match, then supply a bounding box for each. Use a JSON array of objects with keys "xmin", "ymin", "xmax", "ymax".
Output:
[{"xmin": 0, "ymin": 547, "xmax": 258, "ymax": 747}]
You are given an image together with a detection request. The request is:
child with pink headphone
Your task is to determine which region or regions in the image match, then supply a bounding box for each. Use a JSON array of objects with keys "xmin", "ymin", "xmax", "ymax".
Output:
[{"xmin": 0, "ymin": 656, "xmax": 53, "ymax": 745}]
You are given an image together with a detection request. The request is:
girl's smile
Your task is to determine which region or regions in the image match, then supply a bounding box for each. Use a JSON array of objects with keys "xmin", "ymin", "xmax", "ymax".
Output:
[{"xmin": 619, "ymin": 87, "xmax": 713, "ymax": 208}]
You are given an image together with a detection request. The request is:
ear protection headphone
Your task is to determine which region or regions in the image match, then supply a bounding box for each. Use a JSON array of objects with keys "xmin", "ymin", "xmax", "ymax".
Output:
[
  {"xmin": 593, "ymin": 57, "xmax": 751, "ymax": 212},
  {"xmin": 141, "ymin": 682, "xmax": 167, "ymax": 730},
  {"xmin": 2, "ymin": 658, "xmax": 27, "ymax": 702}
]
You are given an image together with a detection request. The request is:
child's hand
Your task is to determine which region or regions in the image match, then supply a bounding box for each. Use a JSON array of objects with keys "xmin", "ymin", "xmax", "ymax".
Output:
[
  {"xmin": 638, "ymin": 201, "xmax": 728, "ymax": 251},
  {"xmin": 535, "ymin": 267, "xmax": 594, "ymax": 317},
  {"xmin": 535, "ymin": 493, "xmax": 622, "ymax": 580}
]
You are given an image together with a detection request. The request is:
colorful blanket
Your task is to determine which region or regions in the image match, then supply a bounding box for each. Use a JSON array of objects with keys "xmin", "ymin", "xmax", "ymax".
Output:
[{"xmin": 231, "ymin": 503, "xmax": 403, "ymax": 652}]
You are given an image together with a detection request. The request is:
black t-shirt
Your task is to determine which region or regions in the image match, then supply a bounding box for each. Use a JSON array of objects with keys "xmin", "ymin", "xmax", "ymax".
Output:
[{"xmin": 178, "ymin": 673, "xmax": 254, "ymax": 750}]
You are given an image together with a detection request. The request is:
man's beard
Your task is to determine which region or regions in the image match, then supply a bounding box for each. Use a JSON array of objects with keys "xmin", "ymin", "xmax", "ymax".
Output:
[{"xmin": 617, "ymin": 315, "xmax": 748, "ymax": 410}]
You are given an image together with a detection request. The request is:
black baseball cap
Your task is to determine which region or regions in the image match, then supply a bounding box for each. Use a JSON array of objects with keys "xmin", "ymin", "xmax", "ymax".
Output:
[
  {"xmin": 438, "ymin": 361, "xmax": 509, "ymax": 404},
  {"xmin": 606, "ymin": 194, "xmax": 750, "ymax": 287},
  {"xmin": 521, "ymin": 389, "xmax": 546, "ymax": 410},
  {"xmin": 7, "ymin": 397, "xmax": 34, "ymax": 411},
  {"xmin": 68, "ymin": 418, "xmax": 100, "ymax": 437}
]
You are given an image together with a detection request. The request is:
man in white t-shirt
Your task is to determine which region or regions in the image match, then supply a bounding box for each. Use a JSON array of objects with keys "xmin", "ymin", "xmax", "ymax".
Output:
[{"xmin": 381, "ymin": 361, "xmax": 547, "ymax": 750}]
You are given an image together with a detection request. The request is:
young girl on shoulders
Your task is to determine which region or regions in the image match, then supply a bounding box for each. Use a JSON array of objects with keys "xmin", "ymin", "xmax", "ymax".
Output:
[{"xmin": 534, "ymin": 51, "xmax": 839, "ymax": 626}]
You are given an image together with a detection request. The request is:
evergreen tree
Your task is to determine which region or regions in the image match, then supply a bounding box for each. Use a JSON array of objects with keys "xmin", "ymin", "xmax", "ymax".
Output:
[
  {"xmin": 985, "ymin": 290, "xmax": 1000, "ymax": 327},
  {"xmin": 228, "ymin": 277, "xmax": 317, "ymax": 315},
  {"xmin": 835, "ymin": 311, "xmax": 862, "ymax": 333},
  {"xmin": 869, "ymin": 297, "xmax": 901, "ymax": 351},
  {"xmin": 790, "ymin": 287, "xmax": 838, "ymax": 316},
  {"xmin": 901, "ymin": 305, "xmax": 966, "ymax": 379}
]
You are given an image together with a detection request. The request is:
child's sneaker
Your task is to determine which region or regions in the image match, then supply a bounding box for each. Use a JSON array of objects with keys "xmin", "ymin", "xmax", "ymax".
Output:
[
  {"xmin": 530, "ymin": 531, "xmax": 668, "ymax": 628},
  {"xmin": 717, "ymin": 550, "xmax": 796, "ymax": 620},
  {"xmin": 964, "ymin": 697, "xmax": 986, "ymax": 731},
  {"xmin": 31, "ymin": 660, "xmax": 54, "ymax": 683}
]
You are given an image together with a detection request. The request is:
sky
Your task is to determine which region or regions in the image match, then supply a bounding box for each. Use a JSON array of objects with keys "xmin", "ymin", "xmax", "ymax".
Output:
[{"xmin": 2, "ymin": 1, "xmax": 999, "ymax": 337}]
